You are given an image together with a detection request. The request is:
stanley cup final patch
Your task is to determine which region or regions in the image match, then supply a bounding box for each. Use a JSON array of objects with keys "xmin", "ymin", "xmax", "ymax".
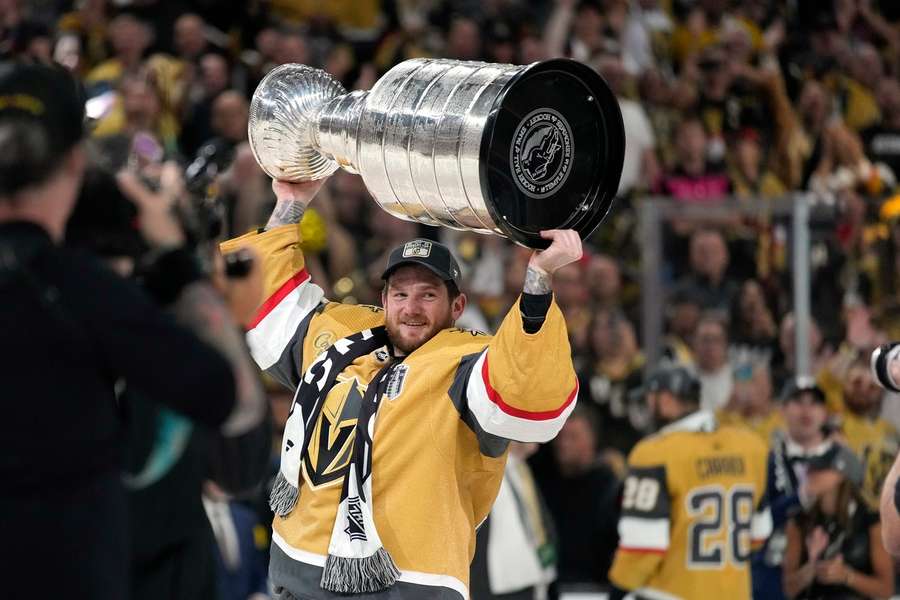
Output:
[
  {"xmin": 384, "ymin": 364, "xmax": 409, "ymax": 400},
  {"xmin": 510, "ymin": 108, "xmax": 574, "ymax": 199},
  {"xmin": 402, "ymin": 240, "xmax": 432, "ymax": 258}
]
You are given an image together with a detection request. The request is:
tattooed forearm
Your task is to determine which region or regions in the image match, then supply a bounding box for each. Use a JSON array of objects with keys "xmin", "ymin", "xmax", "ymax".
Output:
[
  {"xmin": 172, "ymin": 282, "xmax": 267, "ymax": 436},
  {"xmin": 265, "ymin": 199, "xmax": 307, "ymax": 230},
  {"xmin": 523, "ymin": 265, "xmax": 552, "ymax": 295}
]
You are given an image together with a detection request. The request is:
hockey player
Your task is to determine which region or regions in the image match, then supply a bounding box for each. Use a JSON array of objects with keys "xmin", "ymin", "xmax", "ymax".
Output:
[
  {"xmin": 221, "ymin": 178, "xmax": 581, "ymax": 599},
  {"xmin": 608, "ymin": 365, "xmax": 772, "ymax": 600}
]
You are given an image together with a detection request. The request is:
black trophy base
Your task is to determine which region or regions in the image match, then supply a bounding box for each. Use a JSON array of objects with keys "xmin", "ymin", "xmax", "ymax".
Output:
[{"xmin": 479, "ymin": 59, "xmax": 625, "ymax": 249}]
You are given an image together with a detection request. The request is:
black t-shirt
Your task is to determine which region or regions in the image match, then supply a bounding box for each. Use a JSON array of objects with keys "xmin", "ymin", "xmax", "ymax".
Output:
[
  {"xmin": 0, "ymin": 221, "xmax": 236, "ymax": 600},
  {"xmin": 531, "ymin": 457, "xmax": 620, "ymax": 586},
  {"xmin": 795, "ymin": 502, "xmax": 880, "ymax": 600}
]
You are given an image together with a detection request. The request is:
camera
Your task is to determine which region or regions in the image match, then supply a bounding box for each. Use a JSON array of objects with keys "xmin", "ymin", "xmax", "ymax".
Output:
[{"xmin": 80, "ymin": 135, "xmax": 252, "ymax": 280}]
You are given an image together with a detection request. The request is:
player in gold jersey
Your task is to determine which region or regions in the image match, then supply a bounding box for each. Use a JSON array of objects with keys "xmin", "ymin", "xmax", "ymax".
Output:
[{"xmin": 608, "ymin": 366, "xmax": 772, "ymax": 600}]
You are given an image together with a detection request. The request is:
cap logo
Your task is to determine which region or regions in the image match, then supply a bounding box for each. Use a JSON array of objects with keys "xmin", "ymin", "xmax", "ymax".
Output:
[
  {"xmin": 402, "ymin": 240, "xmax": 432, "ymax": 258},
  {"xmin": 0, "ymin": 94, "xmax": 44, "ymax": 116}
]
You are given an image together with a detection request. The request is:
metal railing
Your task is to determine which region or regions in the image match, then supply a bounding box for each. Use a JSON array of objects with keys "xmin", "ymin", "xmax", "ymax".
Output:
[{"xmin": 637, "ymin": 194, "xmax": 817, "ymax": 375}]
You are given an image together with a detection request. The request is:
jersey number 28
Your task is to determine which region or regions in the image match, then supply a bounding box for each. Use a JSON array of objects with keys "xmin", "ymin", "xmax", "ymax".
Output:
[{"xmin": 686, "ymin": 485, "xmax": 754, "ymax": 569}]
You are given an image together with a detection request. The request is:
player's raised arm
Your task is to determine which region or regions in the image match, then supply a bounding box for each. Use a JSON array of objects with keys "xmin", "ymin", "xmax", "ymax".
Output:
[
  {"xmin": 456, "ymin": 230, "xmax": 581, "ymax": 444},
  {"xmin": 220, "ymin": 179, "xmax": 328, "ymax": 389}
]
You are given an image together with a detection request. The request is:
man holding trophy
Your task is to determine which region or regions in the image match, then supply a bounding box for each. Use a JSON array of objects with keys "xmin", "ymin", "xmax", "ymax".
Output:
[{"xmin": 223, "ymin": 56, "xmax": 624, "ymax": 599}]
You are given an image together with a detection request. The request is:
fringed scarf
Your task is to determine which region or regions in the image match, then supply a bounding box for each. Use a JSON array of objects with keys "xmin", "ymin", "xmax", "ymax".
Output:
[{"xmin": 269, "ymin": 326, "xmax": 402, "ymax": 593}]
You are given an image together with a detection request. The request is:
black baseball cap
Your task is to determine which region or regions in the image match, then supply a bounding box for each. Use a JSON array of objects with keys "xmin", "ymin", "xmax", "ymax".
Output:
[
  {"xmin": 643, "ymin": 366, "xmax": 701, "ymax": 404},
  {"xmin": 0, "ymin": 61, "xmax": 85, "ymax": 154},
  {"xmin": 807, "ymin": 443, "xmax": 864, "ymax": 487},
  {"xmin": 780, "ymin": 376, "xmax": 826, "ymax": 404},
  {"xmin": 381, "ymin": 239, "xmax": 462, "ymax": 288}
]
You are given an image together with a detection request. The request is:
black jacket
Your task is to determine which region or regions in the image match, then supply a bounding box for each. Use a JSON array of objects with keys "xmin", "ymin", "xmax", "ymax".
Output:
[{"xmin": 0, "ymin": 221, "xmax": 237, "ymax": 600}]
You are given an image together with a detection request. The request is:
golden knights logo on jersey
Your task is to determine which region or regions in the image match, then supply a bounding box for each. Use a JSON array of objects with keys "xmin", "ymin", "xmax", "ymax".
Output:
[{"xmin": 304, "ymin": 377, "xmax": 364, "ymax": 487}]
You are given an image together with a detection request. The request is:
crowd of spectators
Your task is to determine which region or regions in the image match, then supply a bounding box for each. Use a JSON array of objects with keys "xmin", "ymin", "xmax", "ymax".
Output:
[{"xmin": 7, "ymin": 0, "xmax": 900, "ymax": 597}]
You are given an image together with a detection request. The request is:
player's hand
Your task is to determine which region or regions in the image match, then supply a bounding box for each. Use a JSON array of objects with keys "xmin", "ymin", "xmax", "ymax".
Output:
[
  {"xmin": 815, "ymin": 555, "xmax": 848, "ymax": 584},
  {"xmin": 805, "ymin": 526, "xmax": 830, "ymax": 562},
  {"xmin": 527, "ymin": 229, "xmax": 583, "ymax": 276},
  {"xmin": 271, "ymin": 178, "xmax": 327, "ymax": 207}
]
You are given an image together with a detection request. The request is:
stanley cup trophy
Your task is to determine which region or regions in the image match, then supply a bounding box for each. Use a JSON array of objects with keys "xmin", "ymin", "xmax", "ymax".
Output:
[{"xmin": 248, "ymin": 58, "xmax": 625, "ymax": 248}]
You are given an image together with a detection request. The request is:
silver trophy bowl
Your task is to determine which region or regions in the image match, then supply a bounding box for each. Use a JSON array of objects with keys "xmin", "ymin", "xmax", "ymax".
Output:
[{"xmin": 248, "ymin": 58, "xmax": 624, "ymax": 248}]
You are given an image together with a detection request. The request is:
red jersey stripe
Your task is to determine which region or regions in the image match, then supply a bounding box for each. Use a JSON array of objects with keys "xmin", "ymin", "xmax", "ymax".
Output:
[
  {"xmin": 248, "ymin": 269, "xmax": 310, "ymax": 330},
  {"xmin": 480, "ymin": 354, "xmax": 577, "ymax": 421}
]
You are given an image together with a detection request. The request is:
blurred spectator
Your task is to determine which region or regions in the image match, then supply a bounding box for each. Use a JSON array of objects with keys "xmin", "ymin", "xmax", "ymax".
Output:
[
  {"xmin": 186, "ymin": 89, "xmax": 250, "ymax": 175},
  {"xmin": 174, "ymin": 14, "xmax": 210, "ymax": 64},
  {"xmin": 808, "ymin": 124, "xmax": 895, "ymax": 202},
  {"xmin": 638, "ymin": 68, "xmax": 689, "ymax": 170},
  {"xmin": 446, "ymin": 16, "xmax": 483, "ymax": 61},
  {"xmin": 552, "ymin": 261, "xmax": 592, "ymax": 354},
  {"xmin": 661, "ymin": 286, "xmax": 702, "ymax": 366},
  {"xmin": 772, "ymin": 312, "xmax": 830, "ymax": 394},
  {"xmin": 544, "ymin": 0, "xmax": 605, "ymax": 62},
  {"xmin": 783, "ymin": 444, "xmax": 893, "ymax": 599},
  {"xmin": 730, "ymin": 278, "xmax": 778, "ymax": 361},
  {"xmin": 837, "ymin": 42, "xmax": 882, "ymax": 133},
  {"xmin": 268, "ymin": 0, "xmax": 386, "ymax": 44},
  {"xmin": 717, "ymin": 360, "xmax": 783, "ymax": 444},
  {"xmin": 861, "ymin": 79, "xmax": 900, "ymax": 180},
  {"xmin": 180, "ymin": 52, "xmax": 232, "ymax": 158},
  {"xmin": 471, "ymin": 442, "xmax": 557, "ymax": 600},
  {"xmin": 752, "ymin": 378, "xmax": 833, "ymax": 600},
  {"xmin": 658, "ymin": 117, "xmax": 732, "ymax": 203},
  {"xmin": 693, "ymin": 313, "xmax": 733, "ymax": 411},
  {"xmin": 534, "ymin": 406, "xmax": 619, "ymax": 591},
  {"xmin": 56, "ymin": 0, "xmax": 110, "ymax": 70},
  {"xmin": 203, "ymin": 481, "xmax": 270, "ymax": 600},
  {"xmin": 585, "ymin": 253, "xmax": 623, "ymax": 311},
  {"xmin": 84, "ymin": 13, "xmax": 153, "ymax": 94},
  {"xmin": 596, "ymin": 54, "xmax": 660, "ymax": 197},
  {"xmin": 621, "ymin": 0, "xmax": 673, "ymax": 75},
  {"xmin": 92, "ymin": 71, "xmax": 181, "ymax": 155},
  {"xmin": 275, "ymin": 30, "xmax": 312, "ymax": 67},
  {"xmin": 728, "ymin": 128, "xmax": 787, "ymax": 199},
  {"xmin": 836, "ymin": 358, "xmax": 900, "ymax": 508},
  {"xmin": 670, "ymin": 1, "xmax": 762, "ymax": 68},
  {"xmin": 579, "ymin": 308, "xmax": 647, "ymax": 454},
  {"xmin": 671, "ymin": 228, "xmax": 739, "ymax": 313}
]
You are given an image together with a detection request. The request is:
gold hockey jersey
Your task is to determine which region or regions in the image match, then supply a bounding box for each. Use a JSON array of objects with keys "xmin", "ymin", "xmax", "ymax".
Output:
[
  {"xmin": 221, "ymin": 224, "xmax": 578, "ymax": 599},
  {"xmin": 608, "ymin": 412, "xmax": 771, "ymax": 600}
]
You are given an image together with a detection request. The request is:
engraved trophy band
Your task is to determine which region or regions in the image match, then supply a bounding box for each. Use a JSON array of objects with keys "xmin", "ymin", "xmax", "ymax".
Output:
[{"xmin": 248, "ymin": 57, "xmax": 624, "ymax": 248}]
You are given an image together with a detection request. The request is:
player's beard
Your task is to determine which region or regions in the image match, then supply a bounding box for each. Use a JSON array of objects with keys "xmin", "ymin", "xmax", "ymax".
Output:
[{"xmin": 385, "ymin": 310, "xmax": 454, "ymax": 355}]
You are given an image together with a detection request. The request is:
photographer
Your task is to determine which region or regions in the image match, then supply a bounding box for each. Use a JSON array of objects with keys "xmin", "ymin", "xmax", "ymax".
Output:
[
  {"xmin": 68, "ymin": 162, "xmax": 271, "ymax": 600},
  {"xmin": 0, "ymin": 62, "xmax": 261, "ymax": 599}
]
